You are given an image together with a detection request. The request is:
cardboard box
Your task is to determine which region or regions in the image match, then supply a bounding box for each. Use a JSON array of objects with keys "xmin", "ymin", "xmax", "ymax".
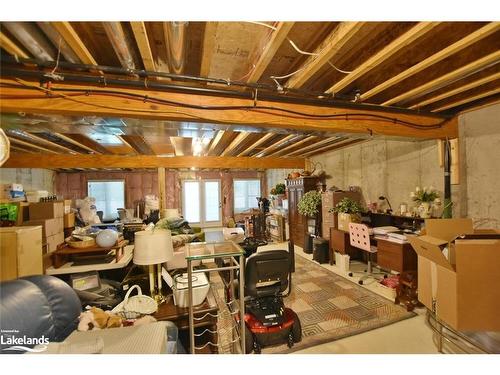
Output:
[
  {"xmin": 45, "ymin": 232, "xmax": 65, "ymax": 253},
  {"xmin": 408, "ymin": 218, "xmax": 500, "ymax": 331},
  {"xmin": 0, "ymin": 226, "xmax": 43, "ymax": 281},
  {"xmin": 29, "ymin": 201, "xmax": 64, "ymax": 220},
  {"xmin": 64, "ymin": 212, "xmax": 75, "ymax": 228},
  {"xmin": 22, "ymin": 218, "xmax": 64, "ymax": 239},
  {"xmin": 64, "ymin": 199, "xmax": 72, "ymax": 214}
]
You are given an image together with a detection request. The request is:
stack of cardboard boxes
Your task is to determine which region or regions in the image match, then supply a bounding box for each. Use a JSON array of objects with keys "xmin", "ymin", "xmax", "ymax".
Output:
[
  {"xmin": 408, "ymin": 218, "xmax": 500, "ymax": 332},
  {"xmin": 23, "ymin": 201, "xmax": 65, "ymax": 260}
]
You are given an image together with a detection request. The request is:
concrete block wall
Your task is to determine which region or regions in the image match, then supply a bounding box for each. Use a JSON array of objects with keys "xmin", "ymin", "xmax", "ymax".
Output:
[{"xmin": 0, "ymin": 168, "xmax": 55, "ymax": 193}]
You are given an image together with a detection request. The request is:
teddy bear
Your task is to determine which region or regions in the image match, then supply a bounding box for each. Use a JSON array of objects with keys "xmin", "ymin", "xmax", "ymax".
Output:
[{"xmin": 78, "ymin": 307, "xmax": 157, "ymax": 331}]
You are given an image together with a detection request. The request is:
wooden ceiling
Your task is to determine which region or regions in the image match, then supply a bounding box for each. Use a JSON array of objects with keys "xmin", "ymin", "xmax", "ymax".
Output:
[{"xmin": 1, "ymin": 21, "xmax": 499, "ymax": 165}]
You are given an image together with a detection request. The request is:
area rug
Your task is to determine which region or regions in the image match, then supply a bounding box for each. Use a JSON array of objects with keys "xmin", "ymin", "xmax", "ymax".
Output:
[{"xmin": 212, "ymin": 254, "xmax": 416, "ymax": 354}]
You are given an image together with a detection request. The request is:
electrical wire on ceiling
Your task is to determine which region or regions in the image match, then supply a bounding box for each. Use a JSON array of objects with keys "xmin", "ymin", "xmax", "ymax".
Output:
[
  {"xmin": 3, "ymin": 78, "xmax": 448, "ymax": 131},
  {"xmin": 246, "ymin": 21, "xmax": 353, "ymax": 84}
]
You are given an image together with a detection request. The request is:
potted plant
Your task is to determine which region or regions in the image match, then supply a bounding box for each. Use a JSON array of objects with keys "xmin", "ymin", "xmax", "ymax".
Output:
[
  {"xmin": 410, "ymin": 186, "xmax": 439, "ymax": 218},
  {"xmin": 270, "ymin": 183, "xmax": 286, "ymax": 208},
  {"xmin": 297, "ymin": 191, "xmax": 322, "ymax": 240},
  {"xmin": 329, "ymin": 197, "xmax": 363, "ymax": 232}
]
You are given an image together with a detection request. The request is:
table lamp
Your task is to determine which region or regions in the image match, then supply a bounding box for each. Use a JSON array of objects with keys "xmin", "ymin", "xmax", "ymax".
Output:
[
  {"xmin": 378, "ymin": 196, "xmax": 393, "ymax": 213},
  {"xmin": 133, "ymin": 229, "xmax": 173, "ymax": 303}
]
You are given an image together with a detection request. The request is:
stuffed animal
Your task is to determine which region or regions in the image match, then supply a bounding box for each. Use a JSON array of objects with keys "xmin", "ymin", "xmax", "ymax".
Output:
[{"xmin": 78, "ymin": 307, "xmax": 124, "ymax": 331}]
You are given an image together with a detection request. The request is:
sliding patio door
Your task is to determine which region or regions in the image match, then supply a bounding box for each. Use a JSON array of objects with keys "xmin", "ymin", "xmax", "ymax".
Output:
[{"xmin": 181, "ymin": 179, "xmax": 222, "ymax": 227}]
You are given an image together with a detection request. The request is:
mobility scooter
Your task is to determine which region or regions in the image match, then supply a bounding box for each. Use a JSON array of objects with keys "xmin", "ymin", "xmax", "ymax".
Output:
[{"xmin": 241, "ymin": 247, "xmax": 302, "ymax": 353}]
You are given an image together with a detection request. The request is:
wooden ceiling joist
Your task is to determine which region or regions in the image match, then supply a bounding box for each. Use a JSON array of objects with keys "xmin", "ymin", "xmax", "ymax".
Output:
[
  {"xmin": 220, "ymin": 132, "xmax": 251, "ymax": 156},
  {"xmin": 0, "ymin": 31, "xmax": 29, "ymax": 59},
  {"xmin": 286, "ymin": 22, "xmax": 366, "ymax": 89},
  {"xmin": 130, "ymin": 22, "xmax": 156, "ymax": 72},
  {"xmin": 60, "ymin": 134, "xmax": 111, "ymax": 154},
  {"xmin": 24, "ymin": 132, "xmax": 80, "ymax": 154},
  {"xmin": 200, "ymin": 22, "xmax": 218, "ymax": 77},
  {"xmin": 247, "ymin": 22, "xmax": 295, "ymax": 83},
  {"xmin": 305, "ymin": 139, "xmax": 365, "ymax": 156},
  {"xmin": 410, "ymin": 72, "xmax": 500, "ymax": 109},
  {"xmin": 326, "ymin": 22, "xmax": 441, "ymax": 95},
  {"xmin": 51, "ymin": 22, "xmax": 97, "ymax": 65},
  {"xmin": 360, "ymin": 22, "xmax": 500, "ymax": 101},
  {"xmin": 0, "ymin": 78, "xmax": 458, "ymax": 139},
  {"xmin": 207, "ymin": 130, "xmax": 225, "ymax": 155},
  {"xmin": 8, "ymin": 137, "xmax": 59, "ymax": 154},
  {"xmin": 268, "ymin": 135, "xmax": 317, "ymax": 156},
  {"xmin": 237, "ymin": 133, "xmax": 274, "ymax": 156},
  {"xmin": 287, "ymin": 136, "xmax": 343, "ymax": 156},
  {"xmin": 119, "ymin": 135, "xmax": 155, "ymax": 155},
  {"xmin": 301, "ymin": 138, "xmax": 355, "ymax": 156},
  {"xmin": 431, "ymin": 88, "xmax": 500, "ymax": 112},
  {"xmin": 256, "ymin": 134, "xmax": 296, "ymax": 157},
  {"xmin": 102, "ymin": 22, "xmax": 136, "ymax": 70},
  {"xmin": 53, "ymin": 132, "xmax": 101, "ymax": 154},
  {"xmin": 3, "ymin": 153, "xmax": 306, "ymax": 170},
  {"xmin": 382, "ymin": 50, "xmax": 500, "ymax": 106}
]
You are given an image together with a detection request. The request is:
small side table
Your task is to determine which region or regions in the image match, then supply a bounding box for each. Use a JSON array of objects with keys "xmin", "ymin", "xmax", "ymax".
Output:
[{"xmin": 154, "ymin": 287, "xmax": 219, "ymax": 353}]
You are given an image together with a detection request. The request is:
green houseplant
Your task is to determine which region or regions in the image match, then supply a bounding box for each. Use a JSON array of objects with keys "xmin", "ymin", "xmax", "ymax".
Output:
[
  {"xmin": 297, "ymin": 191, "xmax": 322, "ymax": 217},
  {"xmin": 329, "ymin": 197, "xmax": 363, "ymax": 231}
]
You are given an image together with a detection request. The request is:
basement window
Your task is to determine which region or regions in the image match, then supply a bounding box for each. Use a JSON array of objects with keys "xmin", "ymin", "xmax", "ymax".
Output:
[
  {"xmin": 234, "ymin": 179, "xmax": 261, "ymax": 214},
  {"xmin": 88, "ymin": 180, "xmax": 125, "ymax": 221}
]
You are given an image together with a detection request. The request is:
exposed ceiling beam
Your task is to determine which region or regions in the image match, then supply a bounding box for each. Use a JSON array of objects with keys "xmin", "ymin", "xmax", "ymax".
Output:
[
  {"xmin": 200, "ymin": 22, "xmax": 218, "ymax": 77},
  {"xmin": 301, "ymin": 138, "xmax": 360, "ymax": 156},
  {"xmin": 410, "ymin": 72, "xmax": 500, "ymax": 109},
  {"xmin": 53, "ymin": 132, "xmax": 102, "ymax": 154},
  {"xmin": 268, "ymin": 135, "xmax": 317, "ymax": 156},
  {"xmin": 237, "ymin": 133, "xmax": 274, "ymax": 156},
  {"xmin": 37, "ymin": 22, "xmax": 81, "ymax": 63},
  {"xmin": 0, "ymin": 31, "xmax": 29, "ymax": 59},
  {"xmin": 287, "ymin": 137, "xmax": 344, "ymax": 156},
  {"xmin": 102, "ymin": 22, "xmax": 136, "ymax": 70},
  {"xmin": 431, "ymin": 87, "xmax": 500, "ymax": 112},
  {"xmin": 60, "ymin": 134, "xmax": 111, "ymax": 154},
  {"xmin": 51, "ymin": 22, "xmax": 97, "ymax": 65},
  {"xmin": 220, "ymin": 132, "xmax": 251, "ymax": 156},
  {"xmin": 24, "ymin": 132, "xmax": 80, "ymax": 154},
  {"xmin": 9, "ymin": 145, "xmax": 37, "ymax": 154},
  {"xmin": 382, "ymin": 50, "xmax": 500, "ymax": 106},
  {"xmin": 247, "ymin": 22, "xmax": 295, "ymax": 83},
  {"xmin": 256, "ymin": 135, "xmax": 297, "ymax": 157},
  {"xmin": 119, "ymin": 134, "xmax": 156, "ymax": 155},
  {"xmin": 286, "ymin": 22, "xmax": 366, "ymax": 89},
  {"xmin": 3, "ymin": 153, "xmax": 306, "ymax": 170},
  {"xmin": 326, "ymin": 22, "xmax": 441, "ymax": 95},
  {"xmin": 0, "ymin": 77, "xmax": 458, "ymax": 139},
  {"xmin": 2, "ymin": 22, "xmax": 55, "ymax": 60},
  {"xmin": 207, "ymin": 130, "xmax": 225, "ymax": 155},
  {"xmin": 8, "ymin": 137, "xmax": 59, "ymax": 154},
  {"xmin": 360, "ymin": 22, "xmax": 500, "ymax": 101},
  {"xmin": 130, "ymin": 21, "xmax": 156, "ymax": 72}
]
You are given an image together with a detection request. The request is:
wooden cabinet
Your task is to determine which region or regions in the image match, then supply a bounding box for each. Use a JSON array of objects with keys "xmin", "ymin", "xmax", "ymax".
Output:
[
  {"xmin": 286, "ymin": 177, "xmax": 318, "ymax": 248},
  {"xmin": 268, "ymin": 214, "xmax": 286, "ymax": 242},
  {"xmin": 0, "ymin": 226, "xmax": 43, "ymax": 281},
  {"xmin": 321, "ymin": 190, "xmax": 362, "ymax": 240},
  {"xmin": 376, "ymin": 238, "xmax": 418, "ymax": 273}
]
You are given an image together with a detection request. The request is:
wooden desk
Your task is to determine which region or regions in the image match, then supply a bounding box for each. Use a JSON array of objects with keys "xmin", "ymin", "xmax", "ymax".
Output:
[
  {"xmin": 374, "ymin": 237, "xmax": 418, "ymax": 273},
  {"xmin": 154, "ymin": 287, "xmax": 219, "ymax": 353},
  {"xmin": 329, "ymin": 228, "xmax": 360, "ymax": 265}
]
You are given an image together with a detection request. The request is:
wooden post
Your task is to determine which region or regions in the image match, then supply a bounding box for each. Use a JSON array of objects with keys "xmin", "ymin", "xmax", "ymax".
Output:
[
  {"xmin": 158, "ymin": 167, "xmax": 167, "ymax": 212},
  {"xmin": 450, "ymin": 138, "xmax": 460, "ymax": 185}
]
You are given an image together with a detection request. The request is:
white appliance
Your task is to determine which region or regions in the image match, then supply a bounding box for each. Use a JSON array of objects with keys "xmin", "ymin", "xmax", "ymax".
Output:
[{"xmin": 162, "ymin": 268, "xmax": 209, "ymax": 308}]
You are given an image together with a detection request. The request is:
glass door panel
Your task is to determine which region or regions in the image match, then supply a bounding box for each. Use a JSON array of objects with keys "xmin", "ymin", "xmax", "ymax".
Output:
[{"xmin": 182, "ymin": 180, "xmax": 201, "ymax": 224}]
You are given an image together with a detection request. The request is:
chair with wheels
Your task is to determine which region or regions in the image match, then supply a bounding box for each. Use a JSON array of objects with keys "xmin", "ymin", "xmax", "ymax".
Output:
[{"xmin": 348, "ymin": 223, "xmax": 387, "ymax": 285}]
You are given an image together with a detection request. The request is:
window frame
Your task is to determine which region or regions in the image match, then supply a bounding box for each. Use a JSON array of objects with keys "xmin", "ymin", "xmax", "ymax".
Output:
[
  {"xmin": 233, "ymin": 178, "xmax": 262, "ymax": 214},
  {"xmin": 87, "ymin": 179, "xmax": 126, "ymax": 221}
]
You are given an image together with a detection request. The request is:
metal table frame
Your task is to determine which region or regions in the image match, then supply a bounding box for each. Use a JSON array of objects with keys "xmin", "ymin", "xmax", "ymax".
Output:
[{"xmin": 186, "ymin": 241, "xmax": 246, "ymax": 354}]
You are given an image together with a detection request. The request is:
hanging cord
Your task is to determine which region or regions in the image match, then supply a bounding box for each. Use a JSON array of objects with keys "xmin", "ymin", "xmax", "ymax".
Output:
[{"xmin": 44, "ymin": 37, "xmax": 64, "ymax": 81}]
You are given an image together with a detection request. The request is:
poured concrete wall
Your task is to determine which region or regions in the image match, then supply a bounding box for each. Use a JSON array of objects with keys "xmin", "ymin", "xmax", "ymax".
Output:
[
  {"xmin": 458, "ymin": 103, "xmax": 500, "ymax": 229},
  {"xmin": 309, "ymin": 139, "xmax": 444, "ymax": 215},
  {"xmin": 0, "ymin": 168, "xmax": 55, "ymax": 193}
]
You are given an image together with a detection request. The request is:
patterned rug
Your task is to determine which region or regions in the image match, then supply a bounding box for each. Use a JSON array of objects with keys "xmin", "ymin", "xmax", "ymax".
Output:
[{"xmin": 263, "ymin": 254, "xmax": 416, "ymax": 353}]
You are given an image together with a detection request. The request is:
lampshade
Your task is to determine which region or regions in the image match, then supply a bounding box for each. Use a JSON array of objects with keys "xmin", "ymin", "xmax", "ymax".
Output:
[
  {"xmin": 162, "ymin": 208, "xmax": 180, "ymax": 219},
  {"xmin": 133, "ymin": 229, "xmax": 174, "ymax": 265}
]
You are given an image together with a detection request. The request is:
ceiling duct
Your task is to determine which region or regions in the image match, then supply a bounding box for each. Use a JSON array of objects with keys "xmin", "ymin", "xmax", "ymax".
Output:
[
  {"xmin": 2, "ymin": 22, "xmax": 55, "ymax": 60},
  {"xmin": 102, "ymin": 22, "xmax": 136, "ymax": 70},
  {"xmin": 164, "ymin": 21, "xmax": 188, "ymax": 74},
  {"xmin": 36, "ymin": 22, "xmax": 80, "ymax": 63}
]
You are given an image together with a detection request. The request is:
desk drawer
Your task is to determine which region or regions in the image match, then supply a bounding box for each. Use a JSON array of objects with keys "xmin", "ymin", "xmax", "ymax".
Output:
[
  {"xmin": 377, "ymin": 239, "xmax": 402, "ymax": 256},
  {"xmin": 377, "ymin": 252, "xmax": 402, "ymax": 273}
]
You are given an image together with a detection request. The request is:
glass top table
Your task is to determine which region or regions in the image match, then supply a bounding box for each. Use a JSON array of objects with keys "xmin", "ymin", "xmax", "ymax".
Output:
[{"xmin": 185, "ymin": 241, "xmax": 244, "ymax": 260}]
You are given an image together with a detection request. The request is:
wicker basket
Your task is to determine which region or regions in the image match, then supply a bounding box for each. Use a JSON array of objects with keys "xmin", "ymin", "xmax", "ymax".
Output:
[
  {"xmin": 65, "ymin": 236, "xmax": 96, "ymax": 248},
  {"xmin": 112, "ymin": 285, "xmax": 157, "ymax": 319}
]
